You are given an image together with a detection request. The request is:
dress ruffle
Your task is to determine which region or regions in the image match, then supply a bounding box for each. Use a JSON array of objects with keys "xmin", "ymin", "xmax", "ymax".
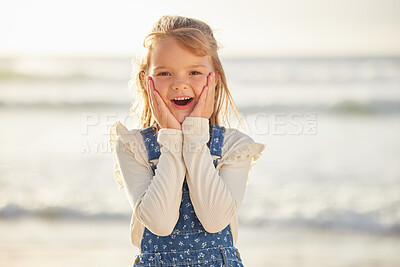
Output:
[
  {"xmin": 221, "ymin": 142, "xmax": 265, "ymax": 167},
  {"xmin": 216, "ymin": 128, "xmax": 266, "ymax": 170},
  {"xmin": 109, "ymin": 121, "xmax": 142, "ymax": 189}
]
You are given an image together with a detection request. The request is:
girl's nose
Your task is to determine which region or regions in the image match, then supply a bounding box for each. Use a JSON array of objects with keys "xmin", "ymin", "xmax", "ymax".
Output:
[{"xmin": 172, "ymin": 76, "xmax": 189, "ymax": 90}]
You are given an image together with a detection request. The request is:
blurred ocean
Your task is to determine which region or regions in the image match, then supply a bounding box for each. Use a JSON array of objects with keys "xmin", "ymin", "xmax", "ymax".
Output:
[{"xmin": 0, "ymin": 56, "xmax": 399, "ymax": 234}]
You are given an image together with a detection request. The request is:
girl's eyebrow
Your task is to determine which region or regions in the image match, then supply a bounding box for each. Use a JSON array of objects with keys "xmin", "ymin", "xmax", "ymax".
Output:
[{"xmin": 153, "ymin": 64, "xmax": 207, "ymax": 70}]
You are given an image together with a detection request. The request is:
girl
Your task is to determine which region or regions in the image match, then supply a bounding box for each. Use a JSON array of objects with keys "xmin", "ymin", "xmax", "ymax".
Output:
[{"xmin": 110, "ymin": 15, "xmax": 265, "ymax": 266}]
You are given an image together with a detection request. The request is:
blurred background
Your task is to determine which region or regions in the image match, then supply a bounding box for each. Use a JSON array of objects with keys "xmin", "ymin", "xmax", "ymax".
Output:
[{"xmin": 0, "ymin": 0, "xmax": 399, "ymax": 266}]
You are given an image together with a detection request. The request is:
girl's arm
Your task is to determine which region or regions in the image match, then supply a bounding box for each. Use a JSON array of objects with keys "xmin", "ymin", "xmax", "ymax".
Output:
[
  {"xmin": 114, "ymin": 127, "xmax": 186, "ymax": 236},
  {"xmin": 182, "ymin": 116, "xmax": 262, "ymax": 233}
]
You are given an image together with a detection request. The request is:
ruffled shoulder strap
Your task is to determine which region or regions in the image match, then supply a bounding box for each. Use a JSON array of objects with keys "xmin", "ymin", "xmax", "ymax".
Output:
[
  {"xmin": 217, "ymin": 128, "xmax": 266, "ymax": 170},
  {"xmin": 109, "ymin": 121, "xmax": 145, "ymax": 189}
]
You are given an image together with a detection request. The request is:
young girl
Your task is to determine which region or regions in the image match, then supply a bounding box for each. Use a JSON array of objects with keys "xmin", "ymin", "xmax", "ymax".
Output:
[{"xmin": 110, "ymin": 15, "xmax": 265, "ymax": 266}]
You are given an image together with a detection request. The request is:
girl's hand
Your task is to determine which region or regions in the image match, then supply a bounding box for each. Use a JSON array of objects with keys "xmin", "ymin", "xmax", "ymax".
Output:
[
  {"xmin": 147, "ymin": 76, "xmax": 182, "ymax": 130},
  {"xmin": 189, "ymin": 72, "xmax": 216, "ymax": 119}
]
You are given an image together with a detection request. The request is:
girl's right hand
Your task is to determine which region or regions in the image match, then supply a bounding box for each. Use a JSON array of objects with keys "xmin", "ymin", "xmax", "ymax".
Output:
[{"xmin": 147, "ymin": 76, "xmax": 182, "ymax": 131}]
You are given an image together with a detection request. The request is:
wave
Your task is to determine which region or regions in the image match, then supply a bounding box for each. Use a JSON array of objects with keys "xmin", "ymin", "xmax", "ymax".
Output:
[
  {"xmin": 0, "ymin": 100, "xmax": 126, "ymax": 109},
  {"xmin": 239, "ymin": 100, "xmax": 400, "ymax": 115},
  {"xmin": 1, "ymin": 99, "xmax": 399, "ymax": 115},
  {"xmin": 0, "ymin": 203, "xmax": 129, "ymax": 221},
  {"xmin": 1, "ymin": 203, "xmax": 399, "ymax": 234},
  {"xmin": 239, "ymin": 212, "xmax": 400, "ymax": 234}
]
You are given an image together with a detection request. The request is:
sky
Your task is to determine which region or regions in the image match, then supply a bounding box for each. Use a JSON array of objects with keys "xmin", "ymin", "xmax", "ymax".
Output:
[{"xmin": 0, "ymin": 0, "xmax": 399, "ymax": 57}]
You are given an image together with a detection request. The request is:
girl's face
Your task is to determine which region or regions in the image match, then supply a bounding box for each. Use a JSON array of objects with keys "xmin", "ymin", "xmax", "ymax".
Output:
[{"xmin": 147, "ymin": 37, "xmax": 214, "ymax": 123}]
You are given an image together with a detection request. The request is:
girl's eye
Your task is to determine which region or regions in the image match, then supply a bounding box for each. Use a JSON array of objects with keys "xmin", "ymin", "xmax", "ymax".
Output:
[
  {"xmin": 157, "ymin": 72, "xmax": 170, "ymax": 76},
  {"xmin": 190, "ymin": 71, "xmax": 201, "ymax": 75},
  {"xmin": 156, "ymin": 71, "xmax": 201, "ymax": 76}
]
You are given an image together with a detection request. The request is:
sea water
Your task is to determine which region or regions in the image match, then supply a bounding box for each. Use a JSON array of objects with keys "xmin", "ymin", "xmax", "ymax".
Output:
[{"xmin": 0, "ymin": 56, "xmax": 399, "ymax": 234}]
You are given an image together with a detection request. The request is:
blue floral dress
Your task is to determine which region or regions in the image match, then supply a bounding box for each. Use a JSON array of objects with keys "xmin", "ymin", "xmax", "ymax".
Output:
[{"xmin": 133, "ymin": 124, "xmax": 244, "ymax": 266}]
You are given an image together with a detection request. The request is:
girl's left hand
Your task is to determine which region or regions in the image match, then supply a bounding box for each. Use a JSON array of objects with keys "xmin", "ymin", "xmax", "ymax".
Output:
[{"xmin": 189, "ymin": 72, "xmax": 216, "ymax": 119}]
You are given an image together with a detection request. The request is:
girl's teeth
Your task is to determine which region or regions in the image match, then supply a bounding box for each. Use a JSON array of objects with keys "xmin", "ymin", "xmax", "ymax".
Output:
[{"xmin": 174, "ymin": 97, "xmax": 191, "ymax": 100}]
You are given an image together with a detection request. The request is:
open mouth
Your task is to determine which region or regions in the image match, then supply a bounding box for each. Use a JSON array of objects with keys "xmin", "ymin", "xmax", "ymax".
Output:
[{"xmin": 172, "ymin": 98, "xmax": 193, "ymax": 106}]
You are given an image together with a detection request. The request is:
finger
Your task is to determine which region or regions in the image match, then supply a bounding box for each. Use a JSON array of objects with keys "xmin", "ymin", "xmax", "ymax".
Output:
[
  {"xmin": 153, "ymin": 89, "xmax": 163, "ymax": 107},
  {"xmin": 199, "ymin": 86, "xmax": 209, "ymax": 106},
  {"xmin": 208, "ymin": 72, "xmax": 215, "ymax": 99},
  {"xmin": 208, "ymin": 71, "xmax": 215, "ymax": 85},
  {"xmin": 207, "ymin": 73, "xmax": 216, "ymax": 116},
  {"xmin": 147, "ymin": 78, "xmax": 153, "ymax": 107},
  {"xmin": 190, "ymin": 86, "xmax": 207, "ymax": 117},
  {"xmin": 202, "ymin": 72, "xmax": 212, "ymax": 104},
  {"xmin": 148, "ymin": 76, "xmax": 155, "ymax": 104},
  {"xmin": 147, "ymin": 77, "xmax": 157, "ymax": 114},
  {"xmin": 149, "ymin": 78, "xmax": 164, "ymax": 109},
  {"xmin": 148, "ymin": 78, "xmax": 165, "ymax": 126}
]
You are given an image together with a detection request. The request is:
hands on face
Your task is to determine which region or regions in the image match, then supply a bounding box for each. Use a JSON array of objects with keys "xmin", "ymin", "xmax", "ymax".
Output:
[
  {"xmin": 146, "ymin": 76, "xmax": 182, "ymax": 130},
  {"xmin": 146, "ymin": 71, "xmax": 216, "ymax": 130},
  {"xmin": 188, "ymin": 72, "xmax": 216, "ymax": 119}
]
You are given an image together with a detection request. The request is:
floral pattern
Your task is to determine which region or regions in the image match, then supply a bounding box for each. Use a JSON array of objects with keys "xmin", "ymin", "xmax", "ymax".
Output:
[{"xmin": 134, "ymin": 179, "xmax": 243, "ymax": 266}]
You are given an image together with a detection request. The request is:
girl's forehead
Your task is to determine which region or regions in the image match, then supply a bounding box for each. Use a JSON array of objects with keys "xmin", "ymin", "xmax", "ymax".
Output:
[
  {"xmin": 149, "ymin": 38, "xmax": 212, "ymax": 69},
  {"xmin": 151, "ymin": 37, "xmax": 188, "ymax": 53}
]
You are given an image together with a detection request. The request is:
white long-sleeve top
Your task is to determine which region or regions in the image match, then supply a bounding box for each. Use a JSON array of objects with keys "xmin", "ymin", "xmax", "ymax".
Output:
[{"xmin": 109, "ymin": 116, "xmax": 265, "ymax": 252}]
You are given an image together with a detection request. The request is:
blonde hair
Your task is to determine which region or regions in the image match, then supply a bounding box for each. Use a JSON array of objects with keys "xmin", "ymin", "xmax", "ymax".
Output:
[{"xmin": 129, "ymin": 15, "xmax": 244, "ymax": 130}]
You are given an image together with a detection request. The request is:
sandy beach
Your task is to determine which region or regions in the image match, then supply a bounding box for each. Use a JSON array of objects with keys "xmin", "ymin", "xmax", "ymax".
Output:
[{"xmin": 0, "ymin": 218, "xmax": 399, "ymax": 267}]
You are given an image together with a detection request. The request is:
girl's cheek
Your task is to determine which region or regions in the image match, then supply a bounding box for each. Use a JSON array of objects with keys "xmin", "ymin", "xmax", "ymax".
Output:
[
  {"xmin": 193, "ymin": 75, "xmax": 207, "ymax": 82},
  {"xmin": 190, "ymin": 75, "xmax": 207, "ymax": 87},
  {"xmin": 152, "ymin": 78, "xmax": 167, "ymax": 90},
  {"xmin": 197, "ymin": 76, "xmax": 208, "ymax": 88}
]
